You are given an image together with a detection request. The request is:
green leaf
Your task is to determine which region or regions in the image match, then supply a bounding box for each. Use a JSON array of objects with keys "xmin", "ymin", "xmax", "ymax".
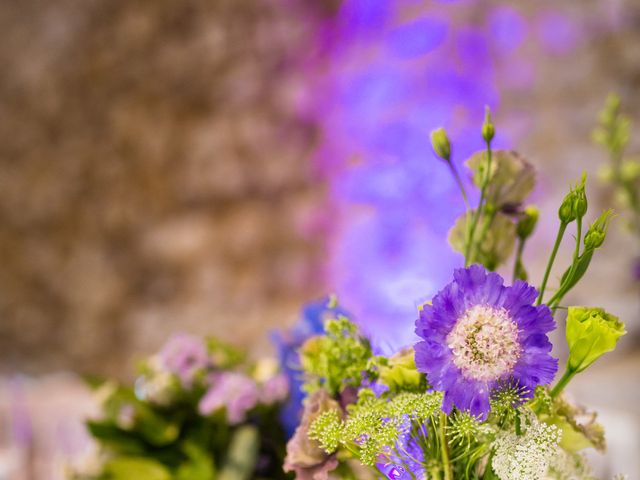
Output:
[
  {"xmin": 135, "ymin": 403, "xmax": 181, "ymax": 446},
  {"xmin": 218, "ymin": 425, "xmax": 260, "ymax": 480},
  {"xmin": 104, "ymin": 457, "xmax": 171, "ymax": 480},
  {"xmin": 86, "ymin": 420, "xmax": 147, "ymax": 455},
  {"xmin": 175, "ymin": 442, "xmax": 216, "ymax": 480}
]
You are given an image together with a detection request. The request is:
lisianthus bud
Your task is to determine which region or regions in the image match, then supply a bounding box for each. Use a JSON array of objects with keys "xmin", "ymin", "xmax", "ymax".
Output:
[
  {"xmin": 584, "ymin": 209, "xmax": 614, "ymax": 250},
  {"xmin": 566, "ymin": 306, "xmax": 625, "ymax": 373},
  {"xmin": 516, "ymin": 206, "xmax": 539, "ymax": 239},
  {"xmin": 430, "ymin": 127, "xmax": 451, "ymax": 162},
  {"xmin": 482, "ymin": 106, "xmax": 495, "ymax": 143},
  {"xmin": 558, "ymin": 173, "xmax": 588, "ymax": 223}
]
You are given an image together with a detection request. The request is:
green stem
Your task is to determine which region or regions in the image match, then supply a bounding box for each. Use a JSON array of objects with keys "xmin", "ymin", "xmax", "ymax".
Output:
[
  {"xmin": 438, "ymin": 412, "xmax": 453, "ymax": 480},
  {"xmin": 449, "ymin": 162, "xmax": 470, "ymax": 210},
  {"xmin": 464, "ymin": 146, "xmax": 492, "ymax": 266},
  {"xmin": 537, "ymin": 222, "xmax": 568, "ymax": 305},
  {"xmin": 547, "ymin": 217, "xmax": 583, "ymax": 310},
  {"xmin": 551, "ymin": 368, "xmax": 577, "ymax": 398},
  {"xmin": 512, "ymin": 237, "xmax": 526, "ymax": 283}
]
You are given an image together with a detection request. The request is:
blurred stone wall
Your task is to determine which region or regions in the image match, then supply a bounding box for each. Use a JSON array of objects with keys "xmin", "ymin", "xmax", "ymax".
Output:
[{"xmin": 0, "ymin": 0, "xmax": 333, "ymax": 375}]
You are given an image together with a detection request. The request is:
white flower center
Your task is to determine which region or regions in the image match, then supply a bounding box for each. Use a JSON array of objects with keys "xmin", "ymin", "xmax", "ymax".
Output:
[{"xmin": 447, "ymin": 304, "xmax": 520, "ymax": 382}]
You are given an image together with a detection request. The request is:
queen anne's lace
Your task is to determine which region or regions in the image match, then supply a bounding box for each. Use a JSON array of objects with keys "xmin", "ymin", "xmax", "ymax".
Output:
[{"xmin": 492, "ymin": 410, "xmax": 561, "ymax": 480}]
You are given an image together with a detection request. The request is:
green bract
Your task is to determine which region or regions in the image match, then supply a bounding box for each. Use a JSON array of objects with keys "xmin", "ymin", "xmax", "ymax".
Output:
[{"xmin": 566, "ymin": 307, "xmax": 626, "ymax": 373}]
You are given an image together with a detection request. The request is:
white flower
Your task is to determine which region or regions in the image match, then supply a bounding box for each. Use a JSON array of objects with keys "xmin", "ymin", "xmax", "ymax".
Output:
[{"xmin": 492, "ymin": 410, "xmax": 562, "ymax": 480}]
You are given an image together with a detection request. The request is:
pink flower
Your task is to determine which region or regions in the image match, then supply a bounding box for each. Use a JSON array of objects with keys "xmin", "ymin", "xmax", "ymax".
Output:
[{"xmin": 198, "ymin": 372, "xmax": 259, "ymax": 424}]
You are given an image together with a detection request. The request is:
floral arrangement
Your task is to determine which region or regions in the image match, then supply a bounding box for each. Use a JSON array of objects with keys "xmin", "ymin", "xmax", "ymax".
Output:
[
  {"xmin": 283, "ymin": 109, "xmax": 627, "ymax": 480},
  {"xmin": 593, "ymin": 94, "xmax": 640, "ymax": 281},
  {"xmin": 73, "ymin": 108, "xmax": 629, "ymax": 480},
  {"xmin": 69, "ymin": 334, "xmax": 291, "ymax": 480}
]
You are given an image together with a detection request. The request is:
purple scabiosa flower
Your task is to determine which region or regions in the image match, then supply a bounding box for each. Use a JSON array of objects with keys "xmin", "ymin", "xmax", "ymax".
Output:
[
  {"xmin": 198, "ymin": 372, "xmax": 259, "ymax": 424},
  {"xmin": 414, "ymin": 265, "xmax": 558, "ymax": 419},
  {"xmin": 378, "ymin": 423, "xmax": 427, "ymax": 480},
  {"xmin": 158, "ymin": 333, "xmax": 210, "ymax": 388}
]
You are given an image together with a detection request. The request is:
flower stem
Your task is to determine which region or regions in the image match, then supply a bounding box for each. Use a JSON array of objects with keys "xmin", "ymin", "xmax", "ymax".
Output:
[
  {"xmin": 512, "ymin": 237, "xmax": 526, "ymax": 283},
  {"xmin": 438, "ymin": 412, "xmax": 453, "ymax": 480},
  {"xmin": 449, "ymin": 162, "xmax": 470, "ymax": 210},
  {"xmin": 551, "ymin": 368, "xmax": 577, "ymax": 398},
  {"xmin": 547, "ymin": 217, "xmax": 583, "ymax": 310},
  {"xmin": 537, "ymin": 222, "xmax": 567, "ymax": 305},
  {"xmin": 464, "ymin": 146, "xmax": 492, "ymax": 266}
]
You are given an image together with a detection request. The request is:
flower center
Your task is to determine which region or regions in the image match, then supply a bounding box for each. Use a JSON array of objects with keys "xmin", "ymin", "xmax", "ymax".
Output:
[{"xmin": 446, "ymin": 304, "xmax": 520, "ymax": 382}]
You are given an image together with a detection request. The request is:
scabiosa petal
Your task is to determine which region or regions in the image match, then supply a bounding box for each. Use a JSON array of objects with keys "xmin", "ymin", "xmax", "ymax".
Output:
[{"xmin": 414, "ymin": 265, "xmax": 558, "ymax": 419}]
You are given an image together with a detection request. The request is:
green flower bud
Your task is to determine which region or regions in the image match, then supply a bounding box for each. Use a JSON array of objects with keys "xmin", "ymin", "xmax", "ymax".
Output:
[
  {"xmin": 378, "ymin": 346, "xmax": 422, "ymax": 392},
  {"xmin": 482, "ymin": 106, "xmax": 495, "ymax": 143},
  {"xmin": 566, "ymin": 306, "xmax": 625, "ymax": 373},
  {"xmin": 558, "ymin": 173, "xmax": 588, "ymax": 223},
  {"xmin": 430, "ymin": 127, "xmax": 451, "ymax": 162},
  {"xmin": 583, "ymin": 209, "xmax": 614, "ymax": 250},
  {"xmin": 516, "ymin": 205, "xmax": 539, "ymax": 239}
]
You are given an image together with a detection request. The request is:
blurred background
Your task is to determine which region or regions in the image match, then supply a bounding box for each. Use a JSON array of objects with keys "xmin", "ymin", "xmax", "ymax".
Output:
[{"xmin": 0, "ymin": 0, "xmax": 638, "ymax": 478}]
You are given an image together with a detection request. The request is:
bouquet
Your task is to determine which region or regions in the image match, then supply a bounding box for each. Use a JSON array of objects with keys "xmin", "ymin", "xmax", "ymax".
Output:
[
  {"xmin": 70, "ymin": 334, "xmax": 291, "ymax": 480},
  {"xmin": 74, "ymin": 106, "xmax": 630, "ymax": 480},
  {"xmin": 282, "ymin": 109, "xmax": 628, "ymax": 480}
]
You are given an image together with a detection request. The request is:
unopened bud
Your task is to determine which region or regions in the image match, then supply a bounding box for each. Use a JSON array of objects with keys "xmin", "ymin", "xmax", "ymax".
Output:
[
  {"xmin": 558, "ymin": 173, "xmax": 588, "ymax": 223},
  {"xmin": 482, "ymin": 106, "xmax": 495, "ymax": 143},
  {"xmin": 584, "ymin": 209, "xmax": 614, "ymax": 250},
  {"xmin": 516, "ymin": 205, "xmax": 539, "ymax": 239},
  {"xmin": 430, "ymin": 127, "xmax": 451, "ymax": 162}
]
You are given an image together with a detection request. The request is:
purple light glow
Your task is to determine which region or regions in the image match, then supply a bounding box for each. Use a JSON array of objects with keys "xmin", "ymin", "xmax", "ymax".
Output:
[
  {"xmin": 536, "ymin": 11, "xmax": 581, "ymax": 55},
  {"xmin": 310, "ymin": 1, "xmax": 506, "ymax": 349},
  {"xmin": 488, "ymin": 6, "xmax": 527, "ymax": 55}
]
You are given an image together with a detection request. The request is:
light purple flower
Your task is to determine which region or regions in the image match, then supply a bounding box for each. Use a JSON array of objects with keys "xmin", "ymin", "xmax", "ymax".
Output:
[
  {"xmin": 414, "ymin": 265, "xmax": 558, "ymax": 419},
  {"xmin": 158, "ymin": 333, "xmax": 210, "ymax": 387},
  {"xmin": 198, "ymin": 372, "xmax": 259, "ymax": 424},
  {"xmin": 261, "ymin": 374, "xmax": 290, "ymax": 405}
]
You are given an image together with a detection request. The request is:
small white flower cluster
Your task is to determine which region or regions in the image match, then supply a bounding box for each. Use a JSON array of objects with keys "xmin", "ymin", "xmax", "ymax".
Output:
[
  {"xmin": 545, "ymin": 449, "xmax": 595, "ymax": 480},
  {"xmin": 492, "ymin": 410, "xmax": 562, "ymax": 480}
]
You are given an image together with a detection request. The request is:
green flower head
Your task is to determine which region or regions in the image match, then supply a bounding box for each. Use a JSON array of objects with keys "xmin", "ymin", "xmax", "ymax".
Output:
[{"xmin": 566, "ymin": 306, "xmax": 626, "ymax": 373}]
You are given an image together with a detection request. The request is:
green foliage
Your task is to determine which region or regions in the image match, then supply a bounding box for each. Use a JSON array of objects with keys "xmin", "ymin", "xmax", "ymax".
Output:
[
  {"xmin": 299, "ymin": 315, "xmax": 380, "ymax": 396},
  {"xmin": 592, "ymin": 93, "xmax": 630, "ymax": 158},
  {"xmin": 75, "ymin": 337, "xmax": 291, "ymax": 480},
  {"xmin": 309, "ymin": 388, "xmax": 444, "ymax": 468},
  {"xmin": 594, "ymin": 93, "xmax": 640, "ymax": 236},
  {"xmin": 102, "ymin": 457, "xmax": 172, "ymax": 480}
]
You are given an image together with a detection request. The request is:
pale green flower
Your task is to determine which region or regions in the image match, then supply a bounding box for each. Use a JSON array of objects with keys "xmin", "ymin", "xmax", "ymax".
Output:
[{"xmin": 566, "ymin": 307, "xmax": 626, "ymax": 373}]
